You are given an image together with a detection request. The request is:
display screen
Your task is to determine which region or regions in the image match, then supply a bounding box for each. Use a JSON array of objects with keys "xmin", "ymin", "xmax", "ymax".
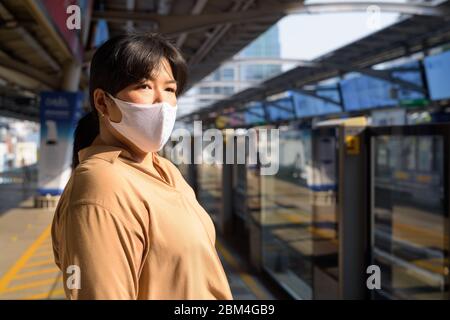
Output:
[
  {"xmin": 424, "ymin": 50, "xmax": 450, "ymax": 101},
  {"xmin": 341, "ymin": 61, "xmax": 425, "ymax": 110},
  {"xmin": 292, "ymin": 90, "xmax": 341, "ymax": 118},
  {"xmin": 266, "ymin": 97, "xmax": 296, "ymax": 121},
  {"xmin": 244, "ymin": 102, "xmax": 266, "ymax": 125}
]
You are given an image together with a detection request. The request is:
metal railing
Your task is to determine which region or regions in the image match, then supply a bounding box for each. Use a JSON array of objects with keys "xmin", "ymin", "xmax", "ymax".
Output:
[{"xmin": 0, "ymin": 164, "xmax": 38, "ymax": 184}]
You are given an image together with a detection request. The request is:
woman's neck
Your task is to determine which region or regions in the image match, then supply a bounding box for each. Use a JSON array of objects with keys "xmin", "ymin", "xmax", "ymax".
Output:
[{"xmin": 92, "ymin": 134, "xmax": 153, "ymax": 166}]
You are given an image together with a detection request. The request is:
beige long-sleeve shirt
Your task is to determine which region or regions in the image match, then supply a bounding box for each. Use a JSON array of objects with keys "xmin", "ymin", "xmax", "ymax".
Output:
[{"xmin": 51, "ymin": 143, "xmax": 233, "ymax": 300}]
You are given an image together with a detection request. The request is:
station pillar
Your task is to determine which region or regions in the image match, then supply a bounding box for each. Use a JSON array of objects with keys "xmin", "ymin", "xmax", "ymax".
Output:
[{"xmin": 219, "ymin": 132, "xmax": 234, "ymax": 236}]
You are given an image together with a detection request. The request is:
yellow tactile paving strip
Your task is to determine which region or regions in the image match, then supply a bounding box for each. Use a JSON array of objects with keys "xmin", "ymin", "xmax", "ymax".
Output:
[
  {"xmin": 216, "ymin": 239, "xmax": 275, "ymax": 300},
  {"xmin": 0, "ymin": 224, "xmax": 65, "ymax": 300}
]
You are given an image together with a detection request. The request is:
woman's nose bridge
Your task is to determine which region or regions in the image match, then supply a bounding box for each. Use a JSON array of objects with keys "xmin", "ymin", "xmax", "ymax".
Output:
[{"xmin": 152, "ymin": 86, "xmax": 164, "ymax": 103}]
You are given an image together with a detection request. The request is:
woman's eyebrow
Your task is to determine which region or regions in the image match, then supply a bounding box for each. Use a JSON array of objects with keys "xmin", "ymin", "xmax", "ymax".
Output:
[
  {"xmin": 140, "ymin": 78, "xmax": 177, "ymax": 85},
  {"xmin": 163, "ymin": 79, "xmax": 178, "ymax": 85}
]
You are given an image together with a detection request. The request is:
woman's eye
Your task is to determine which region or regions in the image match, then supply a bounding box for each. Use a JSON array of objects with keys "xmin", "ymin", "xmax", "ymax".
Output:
[
  {"xmin": 139, "ymin": 84, "xmax": 152, "ymax": 90},
  {"xmin": 165, "ymin": 87, "xmax": 176, "ymax": 93}
]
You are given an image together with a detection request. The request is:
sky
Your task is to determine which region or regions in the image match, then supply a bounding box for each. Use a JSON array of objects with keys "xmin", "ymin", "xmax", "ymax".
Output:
[{"xmin": 277, "ymin": 0, "xmax": 407, "ymax": 60}]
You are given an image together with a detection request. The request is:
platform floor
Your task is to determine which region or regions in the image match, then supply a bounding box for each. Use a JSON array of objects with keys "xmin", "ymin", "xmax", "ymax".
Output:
[{"xmin": 0, "ymin": 183, "xmax": 278, "ymax": 300}]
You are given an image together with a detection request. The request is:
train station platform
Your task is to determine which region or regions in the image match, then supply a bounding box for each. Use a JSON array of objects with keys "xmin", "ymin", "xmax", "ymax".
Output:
[
  {"xmin": 1, "ymin": 0, "xmax": 450, "ymax": 303},
  {"xmin": 0, "ymin": 183, "xmax": 281, "ymax": 300}
]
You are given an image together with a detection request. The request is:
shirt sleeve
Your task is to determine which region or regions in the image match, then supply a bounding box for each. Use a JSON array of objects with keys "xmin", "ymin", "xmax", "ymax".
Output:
[{"xmin": 58, "ymin": 203, "xmax": 145, "ymax": 300}]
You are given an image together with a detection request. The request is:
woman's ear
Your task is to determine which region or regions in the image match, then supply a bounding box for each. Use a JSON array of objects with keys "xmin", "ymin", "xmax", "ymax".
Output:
[{"xmin": 93, "ymin": 88, "xmax": 110, "ymax": 116}]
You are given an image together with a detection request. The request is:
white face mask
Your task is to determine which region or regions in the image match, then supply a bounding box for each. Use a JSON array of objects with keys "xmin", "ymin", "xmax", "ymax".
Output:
[{"xmin": 105, "ymin": 92, "xmax": 177, "ymax": 153}]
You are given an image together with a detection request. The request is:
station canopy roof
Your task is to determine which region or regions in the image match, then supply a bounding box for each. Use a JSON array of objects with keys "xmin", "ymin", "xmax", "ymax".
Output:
[
  {"xmin": 180, "ymin": 0, "xmax": 450, "ymax": 122},
  {"xmin": 0, "ymin": 0, "xmax": 448, "ymax": 121}
]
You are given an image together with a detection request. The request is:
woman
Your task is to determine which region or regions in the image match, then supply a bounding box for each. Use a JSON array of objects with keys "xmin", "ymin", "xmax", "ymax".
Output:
[{"xmin": 51, "ymin": 33, "xmax": 233, "ymax": 300}]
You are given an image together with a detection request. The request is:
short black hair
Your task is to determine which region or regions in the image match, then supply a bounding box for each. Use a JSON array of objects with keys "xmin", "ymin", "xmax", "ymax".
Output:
[
  {"xmin": 72, "ymin": 32, "xmax": 188, "ymax": 169},
  {"xmin": 89, "ymin": 32, "xmax": 187, "ymax": 108}
]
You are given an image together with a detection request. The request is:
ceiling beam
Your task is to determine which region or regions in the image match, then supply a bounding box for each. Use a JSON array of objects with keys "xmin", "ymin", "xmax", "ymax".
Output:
[
  {"xmin": 0, "ymin": 50, "xmax": 59, "ymax": 89},
  {"xmin": 92, "ymin": 2, "xmax": 450, "ymax": 35},
  {"xmin": 0, "ymin": 2, "xmax": 60, "ymax": 72},
  {"xmin": 22, "ymin": 0, "xmax": 74, "ymax": 61},
  {"xmin": 187, "ymin": 0, "xmax": 256, "ymax": 66},
  {"xmin": 12, "ymin": 27, "xmax": 60, "ymax": 72},
  {"xmin": 176, "ymin": 0, "xmax": 209, "ymax": 48}
]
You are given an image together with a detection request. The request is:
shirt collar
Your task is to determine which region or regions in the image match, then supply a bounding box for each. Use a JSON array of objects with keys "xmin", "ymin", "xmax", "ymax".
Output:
[
  {"xmin": 78, "ymin": 142, "xmax": 156, "ymax": 167},
  {"xmin": 81, "ymin": 133, "xmax": 157, "ymax": 166},
  {"xmin": 78, "ymin": 144, "xmax": 123, "ymax": 164},
  {"xmin": 78, "ymin": 142, "xmax": 176, "ymax": 187}
]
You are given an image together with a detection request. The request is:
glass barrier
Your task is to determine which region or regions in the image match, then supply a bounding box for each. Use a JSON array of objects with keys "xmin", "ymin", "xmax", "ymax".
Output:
[
  {"xmin": 260, "ymin": 126, "xmax": 315, "ymax": 299},
  {"xmin": 372, "ymin": 129, "xmax": 449, "ymax": 299}
]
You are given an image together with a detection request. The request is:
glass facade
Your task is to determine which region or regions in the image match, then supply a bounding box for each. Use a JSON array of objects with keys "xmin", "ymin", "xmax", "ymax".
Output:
[{"xmin": 239, "ymin": 25, "xmax": 282, "ymax": 82}]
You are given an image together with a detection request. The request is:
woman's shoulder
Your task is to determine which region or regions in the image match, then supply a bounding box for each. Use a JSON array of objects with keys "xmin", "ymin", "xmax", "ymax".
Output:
[
  {"xmin": 56, "ymin": 156, "xmax": 149, "ymax": 231},
  {"xmin": 66, "ymin": 156, "xmax": 130, "ymax": 208},
  {"xmin": 75, "ymin": 156, "xmax": 124, "ymax": 188}
]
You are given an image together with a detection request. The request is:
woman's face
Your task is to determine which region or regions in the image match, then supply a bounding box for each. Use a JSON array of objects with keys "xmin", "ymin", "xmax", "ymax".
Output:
[
  {"xmin": 116, "ymin": 58, "xmax": 177, "ymax": 106},
  {"xmin": 94, "ymin": 57, "xmax": 178, "ymax": 154},
  {"xmin": 106, "ymin": 57, "xmax": 177, "ymax": 123}
]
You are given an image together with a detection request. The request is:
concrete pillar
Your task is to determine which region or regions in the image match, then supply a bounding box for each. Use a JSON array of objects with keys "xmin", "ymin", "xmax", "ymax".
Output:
[{"xmin": 62, "ymin": 59, "xmax": 81, "ymax": 92}]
